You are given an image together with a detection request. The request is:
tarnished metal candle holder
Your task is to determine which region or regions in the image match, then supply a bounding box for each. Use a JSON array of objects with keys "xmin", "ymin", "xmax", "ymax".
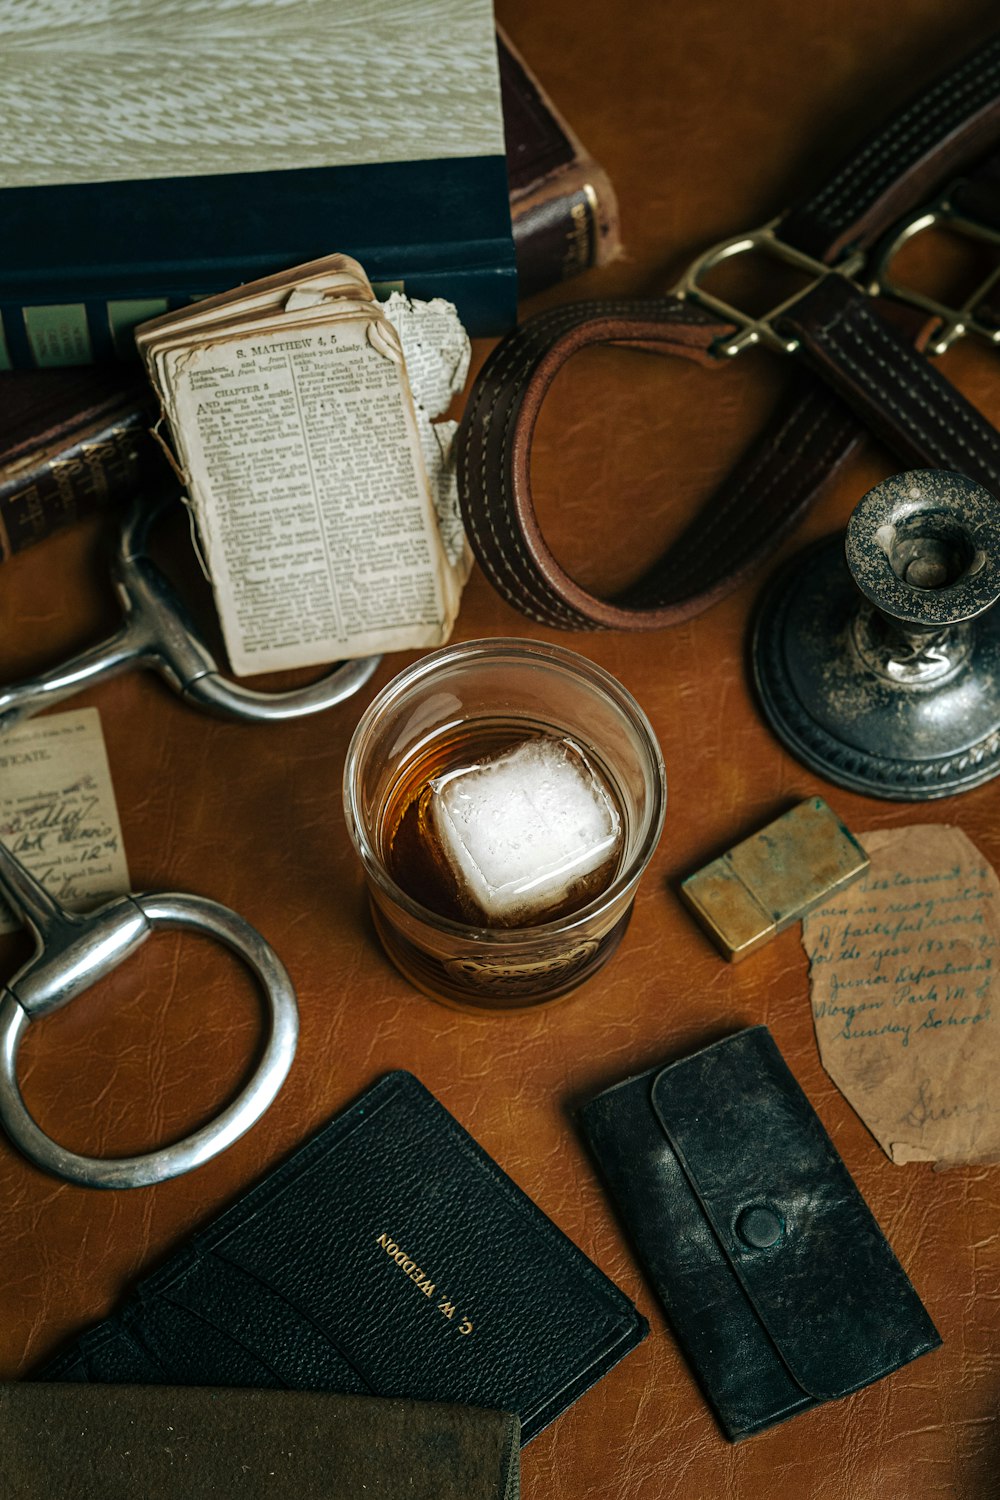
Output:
[{"xmin": 753, "ymin": 470, "xmax": 1000, "ymax": 799}]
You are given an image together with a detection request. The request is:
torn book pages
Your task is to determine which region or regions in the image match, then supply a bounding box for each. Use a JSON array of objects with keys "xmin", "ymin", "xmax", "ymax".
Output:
[{"xmin": 135, "ymin": 255, "xmax": 471, "ymax": 676}]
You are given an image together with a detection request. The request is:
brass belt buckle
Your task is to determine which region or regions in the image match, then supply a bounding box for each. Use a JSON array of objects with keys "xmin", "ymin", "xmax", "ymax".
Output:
[
  {"xmin": 670, "ymin": 218, "xmax": 865, "ymax": 359},
  {"xmin": 867, "ymin": 195, "xmax": 1000, "ymax": 355}
]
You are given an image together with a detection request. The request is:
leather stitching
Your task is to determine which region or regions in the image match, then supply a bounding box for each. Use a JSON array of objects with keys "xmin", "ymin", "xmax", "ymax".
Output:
[
  {"xmin": 817, "ymin": 299, "xmax": 1000, "ymax": 485},
  {"xmin": 804, "ymin": 46, "xmax": 1000, "ymax": 222},
  {"xmin": 656, "ymin": 397, "xmax": 834, "ymax": 569},
  {"xmin": 457, "ymin": 38, "xmax": 1000, "ymax": 629},
  {"xmin": 461, "ymin": 307, "xmax": 594, "ymax": 624},
  {"xmin": 465, "ymin": 306, "xmax": 615, "ymax": 624},
  {"xmin": 634, "ymin": 403, "xmax": 855, "ymax": 608},
  {"xmin": 461, "ymin": 306, "xmax": 860, "ymax": 625},
  {"xmin": 638, "ymin": 406, "xmax": 831, "ymax": 593},
  {"xmin": 461, "ymin": 300, "xmax": 706, "ymax": 626}
]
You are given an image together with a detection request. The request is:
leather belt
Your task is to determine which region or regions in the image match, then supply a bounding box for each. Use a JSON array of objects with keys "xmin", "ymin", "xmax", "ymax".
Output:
[{"xmin": 457, "ymin": 30, "xmax": 1000, "ymax": 631}]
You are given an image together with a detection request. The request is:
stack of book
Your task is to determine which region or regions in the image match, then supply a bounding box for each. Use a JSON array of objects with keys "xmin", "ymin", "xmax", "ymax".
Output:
[
  {"xmin": 0, "ymin": 0, "xmax": 516, "ymax": 366},
  {"xmin": 0, "ymin": 4, "xmax": 620, "ymax": 560}
]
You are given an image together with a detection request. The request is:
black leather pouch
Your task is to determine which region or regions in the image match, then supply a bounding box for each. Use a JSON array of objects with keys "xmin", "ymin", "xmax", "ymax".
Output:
[
  {"xmin": 579, "ymin": 1026, "xmax": 941, "ymax": 1440},
  {"xmin": 38, "ymin": 1071, "xmax": 646, "ymax": 1443}
]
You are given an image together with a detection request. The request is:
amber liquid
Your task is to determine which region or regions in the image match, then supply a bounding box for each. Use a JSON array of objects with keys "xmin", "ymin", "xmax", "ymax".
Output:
[{"xmin": 381, "ymin": 721, "xmax": 626, "ymax": 930}]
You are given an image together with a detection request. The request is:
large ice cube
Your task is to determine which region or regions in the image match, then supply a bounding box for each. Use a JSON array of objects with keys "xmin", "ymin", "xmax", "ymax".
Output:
[{"xmin": 429, "ymin": 736, "xmax": 621, "ymax": 924}]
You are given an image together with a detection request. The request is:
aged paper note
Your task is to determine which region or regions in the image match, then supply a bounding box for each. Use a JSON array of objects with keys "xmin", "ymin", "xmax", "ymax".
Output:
[
  {"xmin": 0, "ymin": 709, "xmax": 130, "ymax": 935},
  {"xmin": 802, "ymin": 826, "xmax": 999, "ymax": 1167},
  {"xmin": 166, "ymin": 313, "xmax": 455, "ymax": 673}
]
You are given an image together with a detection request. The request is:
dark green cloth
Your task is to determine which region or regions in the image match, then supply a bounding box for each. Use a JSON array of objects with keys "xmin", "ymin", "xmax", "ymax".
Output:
[{"xmin": 2, "ymin": 1383, "xmax": 519, "ymax": 1499}]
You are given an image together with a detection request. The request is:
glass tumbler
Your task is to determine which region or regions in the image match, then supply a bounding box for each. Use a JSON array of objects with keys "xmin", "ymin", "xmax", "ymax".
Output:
[{"xmin": 343, "ymin": 638, "xmax": 666, "ymax": 1010}]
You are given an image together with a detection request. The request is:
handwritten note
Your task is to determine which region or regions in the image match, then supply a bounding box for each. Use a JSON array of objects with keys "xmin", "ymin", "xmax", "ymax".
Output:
[
  {"xmin": 802, "ymin": 825, "xmax": 1000, "ymax": 1168},
  {"xmin": 0, "ymin": 708, "xmax": 130, "ymax": 934}
]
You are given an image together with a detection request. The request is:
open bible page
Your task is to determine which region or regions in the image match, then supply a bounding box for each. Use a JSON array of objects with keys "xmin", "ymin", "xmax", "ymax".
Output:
[{"xmin": 162, "ymin": 310, "xmax": 457, "ymax": 675}]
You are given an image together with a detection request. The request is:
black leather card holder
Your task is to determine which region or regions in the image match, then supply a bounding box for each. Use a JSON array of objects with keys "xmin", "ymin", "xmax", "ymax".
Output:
[
  {"xmin": 579, "ymin": 1026, "xmax": 941, "ymax": 1440},
  {"xmin": 38, "ymin": 1071, "xmax": 646, "ymax": 1443}
]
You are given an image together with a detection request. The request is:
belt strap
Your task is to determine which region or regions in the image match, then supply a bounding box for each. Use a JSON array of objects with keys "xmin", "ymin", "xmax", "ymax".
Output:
[
  {"xmin": 457, "ymin": 31, "xmax": 1000, "ymax": 630},
  {"xmin": 778, "ymin": 277, "xmax": 1000, "ymax": 495},
  {"xmin": 778, "ymin": 31, "xmax": 1000, "ymax": 261}
]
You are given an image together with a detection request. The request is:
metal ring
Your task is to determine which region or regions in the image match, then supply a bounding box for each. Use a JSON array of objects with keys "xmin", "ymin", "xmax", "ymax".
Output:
[
  {"xmin": 182, "ymin": 656, "xmax": 380, "ymax": 721},
  {"xmin": 0, "ymin": 894, "xmax": 298, "ymax": 1189},
  {"xmin": 122, "ymin": 492, "xmax": 383, "ymax": 723}
]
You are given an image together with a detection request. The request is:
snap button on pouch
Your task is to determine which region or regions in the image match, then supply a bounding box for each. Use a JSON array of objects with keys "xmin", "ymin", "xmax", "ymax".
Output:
[{"xmin": 737, "ymin": 1206, "xmax": 784, "ymax": 1248}]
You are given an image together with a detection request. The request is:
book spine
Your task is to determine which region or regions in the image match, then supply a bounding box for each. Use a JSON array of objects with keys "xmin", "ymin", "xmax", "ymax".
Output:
[
  {"xmin": 497, "ymin": 26, "xmax": 622, "ymax": 298},
  {"xmin": 0, "ymin": 296, "xmax": 180, "ymax": 371},
  {"xmin": 0, "ymin": 256, "xmax": 518, "ymax": 373},
  {"xmin": 511, "ymin": 161, "xmax": 622, "ymax": 298},
  {"xmin": 0, "ymin": 402, "xmax": 155, "ymax": 562}
]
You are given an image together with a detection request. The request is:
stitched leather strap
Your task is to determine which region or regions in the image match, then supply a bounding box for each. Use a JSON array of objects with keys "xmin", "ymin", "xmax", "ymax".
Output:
[
  {"xmin": 778, "ymin": 277, "xmax": 1000, "ymax": 493},
  {"xmin": 457, "ymin": 30, "xmax": 1000, "ymax": 630},
  {"xmin": 460, "ymin": 306, "xmax": 864, "ymax": 630},
  {"xmin": 778, "ymin": 32, "xmax": 1000, "ymax": 261}
]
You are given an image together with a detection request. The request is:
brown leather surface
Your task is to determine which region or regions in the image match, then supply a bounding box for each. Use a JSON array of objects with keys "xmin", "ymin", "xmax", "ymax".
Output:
[{"xmin": 1, "ymin": 2, "xmax": 999, "ymax": 1497}]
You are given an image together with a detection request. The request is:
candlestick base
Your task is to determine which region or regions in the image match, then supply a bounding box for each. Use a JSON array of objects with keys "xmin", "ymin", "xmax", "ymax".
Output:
[{"xmin": 752, "ymin": 471, "xmax": 1000, "ymax": 800}]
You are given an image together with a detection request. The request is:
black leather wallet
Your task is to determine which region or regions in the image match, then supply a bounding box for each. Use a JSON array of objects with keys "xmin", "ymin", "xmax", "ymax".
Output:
[
  {"xmin": 579, "ymin": 1027, "xmax": 941, "ymax": 1440},
  {"xmin": 38, "ymin": 1071, "xmax": 647, "ymax": 1443}
]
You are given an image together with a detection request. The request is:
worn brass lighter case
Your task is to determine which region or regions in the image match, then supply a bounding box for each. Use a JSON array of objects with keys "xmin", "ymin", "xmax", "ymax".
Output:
[{"xmin": 681, "ymin": 797, "xmax": 869, "ymax": 961}]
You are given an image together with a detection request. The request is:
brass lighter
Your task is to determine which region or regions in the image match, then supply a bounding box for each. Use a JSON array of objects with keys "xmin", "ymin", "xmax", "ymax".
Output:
[{"xmin": 680, "ymin": 797, "xmax": 869, "ymax": 961}]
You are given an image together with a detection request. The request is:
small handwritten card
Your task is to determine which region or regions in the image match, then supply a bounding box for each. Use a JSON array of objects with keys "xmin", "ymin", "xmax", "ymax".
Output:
[
  {"xmin": 0, "ymin": 708, "xmax": 130, "ymax": 934},
  {"xmin": 802, "ymin": 825, "xmax": 1000, "ymax": 1168}
]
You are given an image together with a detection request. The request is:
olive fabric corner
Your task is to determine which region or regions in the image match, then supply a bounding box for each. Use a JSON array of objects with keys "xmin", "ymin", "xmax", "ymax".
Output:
[{"xmin": 0, "ymin": 1384, "xmax": 520, "ymax": 1500}]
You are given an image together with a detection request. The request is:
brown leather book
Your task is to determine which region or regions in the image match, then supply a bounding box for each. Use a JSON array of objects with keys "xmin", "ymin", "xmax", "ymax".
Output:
[
  {"xmin": 499, "ymin": 27, "xmax": 622, "ymax": 297},
  {"xmin": 1, "ymin": 1383, "xmax": 520, "ymax": 1500},
  {"xmin": 0, "ymin": 367, "xmax": 158, "ymax": 561}
]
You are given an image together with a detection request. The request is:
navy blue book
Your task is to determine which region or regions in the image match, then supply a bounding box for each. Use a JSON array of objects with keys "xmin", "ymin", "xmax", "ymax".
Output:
[{"xmin": 0, "ymin": 0, "xmax": 516, "ymax": 367}]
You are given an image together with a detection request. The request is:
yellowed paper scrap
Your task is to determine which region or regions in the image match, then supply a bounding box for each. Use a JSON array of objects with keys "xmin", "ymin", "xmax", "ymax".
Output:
[
  {"xmin": 802, "ymin": 825, "xmax": 999, "ymax": 1168},
  {"xmin": 0, "ymin": 709, "xmax": 130, "ymax": 934},
  {"xmin": 384, "ymin": 292, "xmax": 473, "ymax": 580}
]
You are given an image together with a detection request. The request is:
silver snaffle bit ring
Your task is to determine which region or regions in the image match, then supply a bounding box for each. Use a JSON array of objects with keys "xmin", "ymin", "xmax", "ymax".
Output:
[
  {"xmin": 0, "ymin": 491, "xmax": 380, "ymax": 734},
  {"xmin": 0, "ymin": 892, "xmax": 299, "ymax": 1190}
]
